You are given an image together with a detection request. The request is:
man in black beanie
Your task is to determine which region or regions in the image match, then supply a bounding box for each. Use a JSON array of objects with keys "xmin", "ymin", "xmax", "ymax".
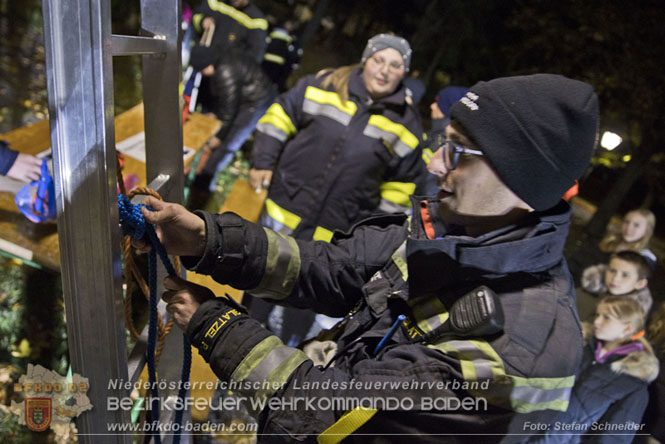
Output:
[{"xmin": 135, "ymin": 74, "xmax": 599, "ymax": 442}]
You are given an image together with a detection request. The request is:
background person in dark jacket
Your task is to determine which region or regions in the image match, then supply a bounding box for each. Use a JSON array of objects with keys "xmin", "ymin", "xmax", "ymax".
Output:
[
  {"xmin": 192, "ymin": 0, "xmax": 267, "ymax": 65},
  {"xmin": 189, "ymin": 44, "xmax": 276, "ymax": 192},
  {"xmin": 135, "ymin": 74, "xmax": 599, "ymax": 442},
  {"xmin": 261, "ymin": 20, "xmax": 302, "ymax": 93},
  {"xmin": 422, "ymin": 86, "xmax": 468, "ymax": 194}
]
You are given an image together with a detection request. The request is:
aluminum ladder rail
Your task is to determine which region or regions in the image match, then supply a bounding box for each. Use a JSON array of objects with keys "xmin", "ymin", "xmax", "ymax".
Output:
[{"xmin": 42, "ymin": 0, "xmax": 185, "ymax": 442}]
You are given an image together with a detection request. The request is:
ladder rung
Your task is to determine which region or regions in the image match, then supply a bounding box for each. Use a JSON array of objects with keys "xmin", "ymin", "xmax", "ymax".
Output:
[{"xmin": 112, "ymin": 34, "xmax": 167, "ymax": 56}]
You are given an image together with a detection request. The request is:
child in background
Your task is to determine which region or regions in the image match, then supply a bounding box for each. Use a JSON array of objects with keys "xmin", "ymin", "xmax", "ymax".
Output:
[
  {"xmin": 519, "ymin": 296, "xmax": 659, "ymax": 443},
  {"xmin": 600, "ymin": 209, "xmax": 657, "ymax": 269},
  {"xmin": 581, "ymin": 250, "xmax": 653, "ymax": 316}
]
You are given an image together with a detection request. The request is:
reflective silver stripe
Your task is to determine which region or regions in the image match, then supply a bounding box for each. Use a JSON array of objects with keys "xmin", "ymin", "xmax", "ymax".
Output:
[
  {"xmin": 511, "ymin": 384, "xmax": 572, "ymax": 406},
  {"xmin": 471, "ymin": 360, "xmax": 494, "ymax": 380},
  {"xmin": 392, "ymin": 139, "xmax": 413, "ymax": 157},
  {"xmin": 251, "ymin": 230, "xmax": 300, "ymax": 300},
  {"xmin": 244, "ymin": 345, "xmax": 301, "ymax": 386},
  {"xmin": 363, "ymin": 125, "xmax": 414, "ymax": 158},
  {"xmin": 432, "ymin": 339, "xmax": 574, "ymax": 412},
  {"xmin": 446, "ymin": 340, "xmax": 495, "ymax": 380},
  {"xmin": 363, "ymin": 125, "xmax": 399, "ymax": 154},
  {"xmin": 303, "ymin": 98, "xmax": 353, "ymax": 125},
  {"xmin": 230, "ymin": 336, "xmax": 309, "ymax": 402},
  {"xmin": 256, "ymin": 122, "xmax": 288, "ymax": 142},
  {"xmin": 378, "ymin": 198, "xmax": 409, "ymax": 214}
]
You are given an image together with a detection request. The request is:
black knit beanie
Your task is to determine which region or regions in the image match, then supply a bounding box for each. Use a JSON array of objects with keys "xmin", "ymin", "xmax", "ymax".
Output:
[{"xmin": 450, "ymin": 74, "xmax": 599, "ymax": 211}]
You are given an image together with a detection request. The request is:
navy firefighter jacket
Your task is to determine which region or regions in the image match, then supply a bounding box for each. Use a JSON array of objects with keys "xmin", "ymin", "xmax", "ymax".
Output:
[
  {"xmin": 182, "ymin": 198, "xmax": 583, "ymax": 443},
  {"xmin": 252, "ymin": 67, "xmax": 428, "ymax": 241}
]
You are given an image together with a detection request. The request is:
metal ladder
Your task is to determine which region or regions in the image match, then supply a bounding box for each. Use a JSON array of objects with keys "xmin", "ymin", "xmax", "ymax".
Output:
[{"xmin": 42, "ymin": 0, "xmax": 186, "ymax": 442}]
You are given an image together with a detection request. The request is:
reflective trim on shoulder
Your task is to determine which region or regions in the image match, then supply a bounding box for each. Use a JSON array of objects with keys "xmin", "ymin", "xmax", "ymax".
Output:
[
  {"xmin": 427, "ymin": 338, "xmax": 574, "ymax": 413},
  {"xmin": 380, "ymin": 181, "xmax": 416, "ymax": 208},
  {"xmin": 206, "ymin": 0, "xmax": 268, "ymax": 29},
  {"xmin": 264, "ymin": 53, "xmax": 286, "ymax": 65},
  {"xmin": 317, "ymin": 407, "xmax": 378, "ymax": 444},
  {"xmin": 363, "ymin": 115, "xmax": 419, "ymax": 157},
  {"xmin": 250, "ymin": 228, "xmax": 301, "ymax": 300},
  {"xmin": 257, "ymin": 103, "xmax": 297, "ymax": 142},
  {"xmin": 303, "ymin": 86, "xmax": 357, "ymax": 125},
  {"xmin": 378, "ymin": 199, "xmax": 409, "ymax": 214},
  {"xmin": 230, "ymin": 336, "xmax": 309, "ymax": 402},
  {"xmin": 313, "ymin": 226, "xmax": 334, "ymax": 242}
]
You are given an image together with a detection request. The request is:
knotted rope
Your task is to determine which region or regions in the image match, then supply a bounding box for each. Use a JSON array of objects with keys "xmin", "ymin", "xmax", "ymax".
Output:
[{"xmin": 118, "ymin": 193, "xmax": 191, "ymax": 444}]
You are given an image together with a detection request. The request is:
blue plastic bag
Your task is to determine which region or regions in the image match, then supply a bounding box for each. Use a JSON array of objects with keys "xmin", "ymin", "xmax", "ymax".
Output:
[{"xmin": 15, "ymin": 158, "xmax": 56, "ymax": 223}]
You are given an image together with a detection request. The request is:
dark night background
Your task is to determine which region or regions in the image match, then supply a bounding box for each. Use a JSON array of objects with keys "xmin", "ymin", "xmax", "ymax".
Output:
[
  {"xmin": 0, "ymin": 1, "xmax": 664, "ymax": 441},
  {"xmin": 2, "ymin": 0, "xmax": 664, "ymax": 241}
]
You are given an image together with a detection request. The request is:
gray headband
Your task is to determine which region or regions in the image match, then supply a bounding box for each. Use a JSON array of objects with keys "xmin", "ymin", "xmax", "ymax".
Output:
[{"xmin": 361, "ymin": 33, "xmax": 412, "ymax": 72}]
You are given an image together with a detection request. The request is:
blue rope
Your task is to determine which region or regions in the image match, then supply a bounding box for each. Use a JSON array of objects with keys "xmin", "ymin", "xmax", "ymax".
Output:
[{"xmin": 118, "ymin": 194, "xmax": 191, "ymax": 443}]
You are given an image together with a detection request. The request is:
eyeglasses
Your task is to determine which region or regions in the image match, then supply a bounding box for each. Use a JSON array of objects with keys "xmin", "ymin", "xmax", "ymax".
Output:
[
  {"xmin": 440, "ymin": 137, "xmax": 484, "ymax": 170},
  {"xmin": 369, "ymin": 55, "xmax": 405, "ymax": 73}
]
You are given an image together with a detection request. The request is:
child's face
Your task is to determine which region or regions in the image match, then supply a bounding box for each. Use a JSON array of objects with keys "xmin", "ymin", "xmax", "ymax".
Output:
[
  {"xmin": 594, "ymin": 304, "xmax": 633, "ymax": 342},
  {"xmin": 622, "ymin": 212, "xmax": 649, "ymax": 243},
  {"xmin": 604, "ymin": 258, "xmax": 646, "ymax": 295}
]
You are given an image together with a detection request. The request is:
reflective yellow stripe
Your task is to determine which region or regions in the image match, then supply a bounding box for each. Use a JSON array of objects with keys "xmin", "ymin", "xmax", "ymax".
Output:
[
  {"xmin": 409, "ymin": 294, "xmax": 448, "ymax": 333},
  {"xmin": 257, "ymin": 103, "xmax": 297, "ymax": 142},
  {"xmin": 231, "ymin": 336, "xmax": 283, "ymax": 381},
  {"xmin": 427, "ymin": 338, "xmax": 574, "ymax": 413},
  {"xmin": 254, "ymin": 350, "xmax": 309, "ymax": 401},
  {"xmin": 304, "ymin": 86, "xmax": 357, "ymax": 116},
  {"xmin": 313, "ymin": 226, "xmax": 334, "ymax": 242},
  {"xmin": 364, "ymin": 115, "xmax": 419, "ymax": 157},
  {"xmin": 264, "ymin": 53, "xmax": 286, "ymax": 65},
  {"xmin": 230, "ymin": 336, "xmax": 309, "ymax": 401},
  {"xmin": 252, "ymin": 228, "xmax": 301, "ymax": 300},
  {"xmin": 192, "ymin": 13, "xmax": 203, "ymax": 32},
  {"xmin": 390, "ymin": 241, "xmax": 408, "ymax": 281},
  {"xmin": 206, "ymin": 0, "xmax": 268, "ymax": 30},
  {"xmin": 269, "ymin": 29, "xmax": 293, "ymax": 42},
  {"xmin": 422, "ymin": 147, "xmax": 434, "ymax": 164},
  {"xmin": 380, "ymin": 181, "xmax": 416, "ymax": 207},
  {"xmin": 317, "ymin": 407, "xmax": 378, "ymax": 444},
  {"xmin": 265, "ymin": 198, "xmax": 301, "ymax": 230}
]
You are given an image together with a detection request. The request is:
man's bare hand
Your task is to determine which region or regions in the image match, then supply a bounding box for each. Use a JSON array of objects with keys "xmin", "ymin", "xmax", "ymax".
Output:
[
  {"xmin": 6, "ymin": 153, "xmax": 42, "ymax": 182},
  {"xmin": 248, "ymin": 168, "xmax": 272, "ymax": 193},
  {"xmin": 162, "ymin": 275, "xmax": 215, "ymax": 331},
  {"xmin": 131, "ymin": 196, "xmax": 206, "ymax": 257}
]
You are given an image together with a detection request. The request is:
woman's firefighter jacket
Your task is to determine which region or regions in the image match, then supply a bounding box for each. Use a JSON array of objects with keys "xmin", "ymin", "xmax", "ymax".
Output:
[
  {"xmin": 251, "ymin": 67, "xmax": 428, "ymax": 241},
  {"xmin": 510, "ymin": 328, "xmax": 659, "ymax": 444},
  {"xmin": 182, "ymin": 198, "xmax": 583, "ymax": 443}
]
